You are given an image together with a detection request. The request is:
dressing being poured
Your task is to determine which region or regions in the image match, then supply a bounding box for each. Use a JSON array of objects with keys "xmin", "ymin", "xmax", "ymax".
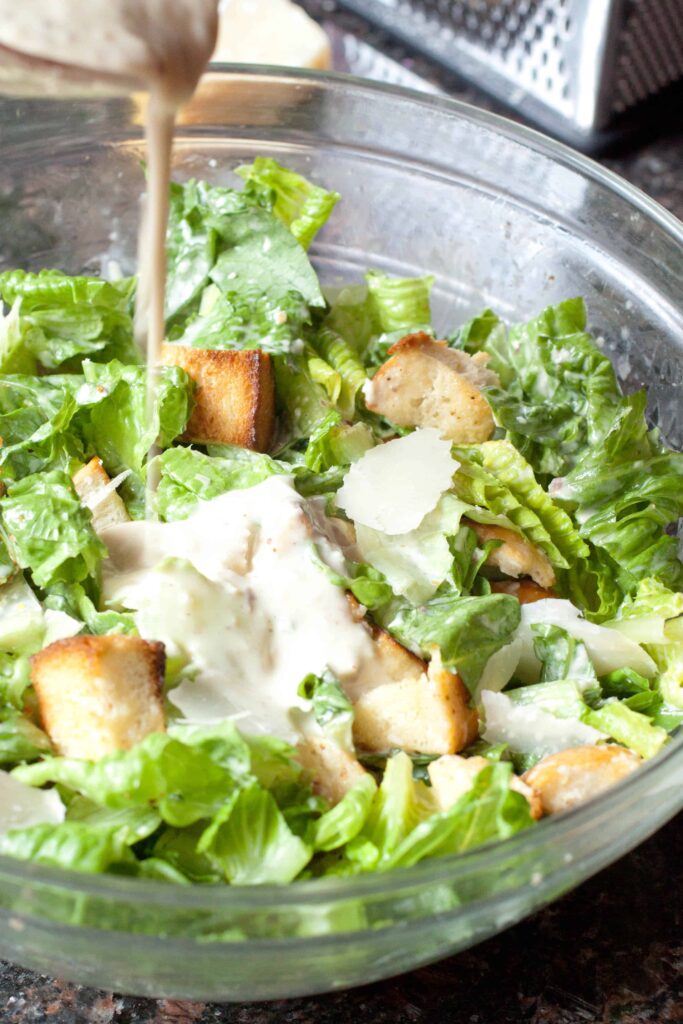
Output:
[{"xmin": 0, "ymin": 0, "xmax": 220, "ymax": 512}]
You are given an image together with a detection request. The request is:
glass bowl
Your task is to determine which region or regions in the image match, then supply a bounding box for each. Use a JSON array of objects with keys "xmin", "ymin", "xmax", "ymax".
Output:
[{"xmin": 0, "ymin": 68, "xmax": 681, "ymax": 1001}]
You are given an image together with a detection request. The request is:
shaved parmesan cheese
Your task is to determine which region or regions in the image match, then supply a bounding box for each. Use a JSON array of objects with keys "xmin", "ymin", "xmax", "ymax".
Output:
[
  {"xmin": 336, "ymin": 428, "xmax": 459, "ymax": 535},
  {"xmin": 481, "ymin": 690, "xmax": 606, "ymax": 756},
  {"xmin": 516, "ymin": 600, "xmax": 656, "ymax": 681},
  {"xmin": 0, "ymin": 576, "xmax": 44, "ymax": 652},
  {"xmin": 0, "ymin": 770, "xmax": 65, "ymax": 835},
  {"xmin": 475, "ymin": 637, "xmax": 524, "ymax": 698}
]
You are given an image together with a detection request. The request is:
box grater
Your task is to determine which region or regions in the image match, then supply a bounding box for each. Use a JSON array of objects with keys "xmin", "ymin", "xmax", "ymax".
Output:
[{"xmin": 337, "ymin": 0, "xmax": 683, "ymax": 150}]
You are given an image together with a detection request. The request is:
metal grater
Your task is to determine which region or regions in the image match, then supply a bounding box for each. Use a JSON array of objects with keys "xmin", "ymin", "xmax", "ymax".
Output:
[{"xmin": 337, "ymin": 0, "xmax": 683, "ymax": 150}]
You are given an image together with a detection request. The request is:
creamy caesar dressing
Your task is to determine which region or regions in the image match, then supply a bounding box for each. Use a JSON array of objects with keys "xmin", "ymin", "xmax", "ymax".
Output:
[{"xmin": 101, "ymin": 476, "xmax": 379, "ymax": 738}]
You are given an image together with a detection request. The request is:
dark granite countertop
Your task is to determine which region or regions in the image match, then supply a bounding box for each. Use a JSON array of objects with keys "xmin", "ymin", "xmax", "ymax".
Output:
[{"xmin": 1, "ymin": 3, "xmax": 681, "ymax": 1019}]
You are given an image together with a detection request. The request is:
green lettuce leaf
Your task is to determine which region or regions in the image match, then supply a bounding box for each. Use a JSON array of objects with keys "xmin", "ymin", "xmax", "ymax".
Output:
[
  {"xmin": 303, "ymin": 413, "xmax": 374, "ymax": 472},
  {"xmin": 298, "ymin": 670, "xmax": 354, "ymax": 751},
  {"xmin": 532, "ymin": 624, "xmax": 598, "ymax": 688},
  {"xmin": 452, "ymin": 440, "xmax": 588, "ymax": 569},
  {"xmin": 456, "ymin": 298, "xmax": 623, "ymax": 479},
  {"xmin": 309, "ymin": 326, "xmax": 368, "ymax": 418},
  {"xmin": 553, "ymin": 397, "xmax": 683, "ymax": 592},
  {"xmin": 235, "ymin": 157, "xmax": 340, "ymax": 250},
  {"xmin": 210, "ymin": 205, "xmax": 324, "ymax": 309},
  {"xmin": 0, "ymin": 710, "xmax": 51, "ymax": 766},
  {"xmin": 354, "ymin": 493, "xmax": 468, "ymax": 605},
  {"xmin": 0, "ymin": 471, "xmax": 106, "ymax": 588},
  {"xmin": 170, "ymin": 283, "xmax": 310, "ymax": 355},
  {"xmin": 346, "ymin": 752, "xmax": 437, "ymax": 870},
  {"xmin": 382, "ymin": 761, "xmax": 534, "ymax": 870},
  {"xmin": 582, "ymin": 702, "xmax": 669, "ymax": 759},
  {"xmin": 0, "ymin": 269, "xmax": 138, "ymax": 370},
  {"xmin": 13, "ymin": 732, "xmax": 243, "ymax": 828},
  {"xmin": 199, "ymin": 786, "xmax": 311, "ymax": 884},
  {"xmin": 0, "ymin": 822, "xmax": 137, "ymax": 874},
  {"xmin": 164, "ymin": 176, "xmax": 271, "ymax": 322},
  {"xmin": 382, "ymin": 591, "xmax": 520, "ymax": 691},
  {"xmin": 0, "ymin": 301, "xmax": 36, "ymax": 374},
  {"xmin": 312, "ymin": 774, "xmax": 377, "ymax": 852},
  {"xmin": 155, "ymin": 445, "xmax": 290, "ymax": 521},
  {"xmin": 0, "ymin": 375, "xmax": 84, "ymax": 481}
]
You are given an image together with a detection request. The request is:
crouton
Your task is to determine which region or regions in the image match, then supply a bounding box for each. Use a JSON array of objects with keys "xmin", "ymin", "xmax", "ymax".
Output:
[
  {"xmin": 72, "ymin": 457, "xmax": 130, "ymax": 534},
  {"xmin": 296, "ymin": 735, "xmax": 367, "ymax": 805},
  {"xmin": 522, "ymin": 745, "xmax": 641, "ymax": 816},
  {"xmin": 468, "ymin": 521, "xmax": 556, "ymax": 589},
  {"xmin": 352, "ymin": 651, "xmax": 478, "ymax": 755},
  {"xmin": 428, "ymin": 754, "xmax": 542, "ymax": 819},
  {"xmin": 160, "ymin": 344, "xmax": 275, "ymax": 450},
  {"xmin": 31, "ymin": 635, "xmax": 165, "ymax": 760},
  {"xmin": 345, "ymin": 594, "xmax": 425, "ymax": 701},
  {"xmin": 491, "ymin": 579, "xmax": 557, "ymax": 604},
  {"xmin": 365, "ymin": 332, "xmax": 498, "ymax": 443}
]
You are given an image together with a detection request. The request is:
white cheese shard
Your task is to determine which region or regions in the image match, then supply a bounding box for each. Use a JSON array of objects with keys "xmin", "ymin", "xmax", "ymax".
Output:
[
  {"xmin": 0, "ymin": 770, "xmax": 65, "ymax": 835},
  {"xmin": 516, "ymin": 599, "xmax": 656, "ymax": 681},
  {"xmin": 481, "ymin": 690, "xmax": 606, "ymax": 757},
  {"xmin": 335, "ymin": 428, "xmax": 459, "ymax": 535}
]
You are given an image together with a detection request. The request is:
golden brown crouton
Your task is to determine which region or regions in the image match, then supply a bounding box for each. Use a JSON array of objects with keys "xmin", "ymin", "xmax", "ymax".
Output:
[
  {"xmin": 365, "ymin": 332, "xmax": 497, "ymax": 443},
  {"xmin": 468, "ymin": 521, "xmax": 556, "ymax": 589},
  {"xmin": 160, "ymin": 344, "xmax": 275, "ymax": 450},
  {"xmin": 522, "ymin": 745, "xmax": 641, "ymax": 816},
  {"xmin": 31, "ymin": 635, "xmax": 166, "ymax": 760},
  {"xmin": 72, "ymin": 457, "xmax": 130, "ymax": 534},
  {"xmin": 345, "ymin": 594, "xmax": 425, "ymax": 701},
  {"xmin": 491, "ymin": 579, "xmax": 557, "ymax": 604},
  {"xmin": 296, "ymin": 735, "xmax": 367, "ymax": 805},
  {"xmin": 428, "ymin": 754, "xmax": 542, "ymax": 819},
  {"xmin": 352, "ymin": 651, "xmax": 478, "ymax": 755}
]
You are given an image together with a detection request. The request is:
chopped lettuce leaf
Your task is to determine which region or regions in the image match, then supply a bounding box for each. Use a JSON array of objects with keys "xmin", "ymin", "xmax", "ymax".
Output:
[
  {"xmin": 13, "ymin": 732, "xmax": 242, "ymax": 828},
  {"xmin": 169, "ymin": 283, "xmax": 310, "ymax": 355},
  {"xmin": 0, "ymin": 269, "xmax": 138, "ymax": 370},
  {"xmin": 235, "ymin": 157, "xmax": 340, "ymax": 250},
  {"xmin": 582, "ymin": 702, "xmax": 669, "ymax": 759},
  {"xmin": 1, "ymin": 471, "xmax": 106, "ymax": 589},
  {"xmin": 312, "ymin": 774, "xmax": 376, "ymax": 851},
  {"xmin": 304, "ymin": 413, "xmax": 374, "ymax": 473},
  {"xmin": 199, "ymin": 786, "xmax": 311, "ymax": 885},
  {"xmin": 552, "ymin": 393, "xmax": 683, "ymax": 592},
  {"xmin": 298, "ymin": 670, "xmax": 354, "ymax": 752},
  {"xmin": 210, "ymin": 206, "xmax": 324, "ymax": 309},
  {"xmin": 0, "ymin": 301, "xmax": 36, "ymax": 374},
  {"xmin": 383, "ymin": 761, "xmax": 534, "ymax": 869},
  {"xmin": 382, "ymin": 591, "xmax": 520, "ymax": 692},
  {"xmin": 0, "ymin": 710, "xmax": 51, "ymax": 766},
  {"xmin": 452, "ymin": 440, "xmax": 588, "ymax": 569},
  {"xmin": 155, "ymin": 445, "xmax": 290, "ymax": 521},
  {"xmin": 354, "ymin": 493, "xmax": 467, "ymax": 604},
  {"xmin": 458, "ymin": 298, "xmax": 624, "ymax": 479},
  {"xmin": 0, "ymin": 821, "xmax": 136, "ymax": 873},
  {"xmin": 532, "ymin": 623, "xmax": 598, "ymax": 690},
  {"xmin": 309, "ymin": 326, "xmax": 367, "ymax": 418}
]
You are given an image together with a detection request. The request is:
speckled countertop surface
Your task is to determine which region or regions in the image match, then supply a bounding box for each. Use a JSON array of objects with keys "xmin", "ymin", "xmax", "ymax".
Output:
[{"xmin": 1, "ymin": 3, "xmax": 681, "ymax": 1019}]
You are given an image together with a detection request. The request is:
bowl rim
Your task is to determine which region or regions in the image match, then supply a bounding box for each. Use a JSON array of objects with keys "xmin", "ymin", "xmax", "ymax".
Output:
[{"xmin": 1, "ymin": 66, "xmax": 681, "ymax": 912}]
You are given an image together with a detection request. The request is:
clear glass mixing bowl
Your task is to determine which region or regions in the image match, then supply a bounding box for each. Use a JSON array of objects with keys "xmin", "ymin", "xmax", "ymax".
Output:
[{"xmin": 0, "ymin": 69, "xmax": 681, "ymax": 1001}]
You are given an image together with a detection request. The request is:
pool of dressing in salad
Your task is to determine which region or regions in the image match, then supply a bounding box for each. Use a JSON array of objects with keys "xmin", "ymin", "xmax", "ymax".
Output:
[{"xmin": 0, "ymin": 0, "xmax": 219, "ymax": 508}]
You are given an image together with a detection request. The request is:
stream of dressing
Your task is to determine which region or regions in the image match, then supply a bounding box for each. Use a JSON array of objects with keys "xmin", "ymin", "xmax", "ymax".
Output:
[{"xmin": 0, "ymin": 0, "xmax": 220, "ymax": 512}]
